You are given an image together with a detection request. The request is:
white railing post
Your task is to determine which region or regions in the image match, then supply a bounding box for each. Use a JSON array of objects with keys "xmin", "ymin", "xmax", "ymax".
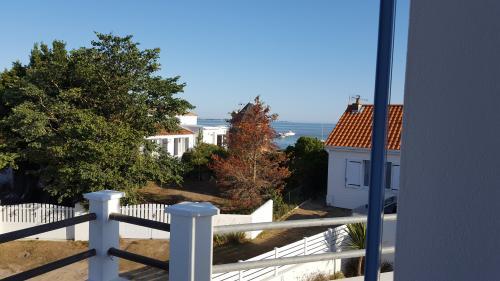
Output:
[
  {"xmin": 167, "ymin": 202, "xmax": 219, "ymax": 281},
  {"xmin": 84, "ymin": 190, "xmax": 124, "ymax": 281}
]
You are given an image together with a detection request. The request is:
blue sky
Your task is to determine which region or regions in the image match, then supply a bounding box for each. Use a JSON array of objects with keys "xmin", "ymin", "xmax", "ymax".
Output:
[{"xmin": 0, "ymin": 1, "xmax": 409, "ymax": 123}]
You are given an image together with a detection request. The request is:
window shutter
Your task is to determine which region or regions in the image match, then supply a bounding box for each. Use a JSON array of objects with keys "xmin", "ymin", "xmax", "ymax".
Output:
[
  {"xmin": 391, "ymin": 164, "xmax": 400, "ymax": 190},
  {"xmin": 174, "ymin": 138, "xmax": 179, "ymax": 156},
  {"xmin": 346, "ymin": 160, "xmax": 362, "ymax": 188},
  {"xmin": 162, "ymin": 139, "xmax": 169, "ymax": 152}
]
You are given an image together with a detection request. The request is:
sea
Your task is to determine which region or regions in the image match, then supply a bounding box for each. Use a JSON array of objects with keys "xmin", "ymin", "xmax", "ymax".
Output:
[{"xmin": 198, "ymin": 119, "xmax": 336, "ymax": 149}]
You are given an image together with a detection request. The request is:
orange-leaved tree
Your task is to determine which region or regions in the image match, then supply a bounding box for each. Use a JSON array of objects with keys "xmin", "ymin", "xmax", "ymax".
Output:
[{"xmin": 211, "ymin": 96, "xmax": 290, "ymax": 209}]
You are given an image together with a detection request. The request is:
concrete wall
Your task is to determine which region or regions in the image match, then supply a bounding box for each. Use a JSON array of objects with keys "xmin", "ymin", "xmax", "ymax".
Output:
[
  {"xmin": 395, "ymin": 1, "xmax": 500, "ymax": 280},
  {"xmin": 326, "ymin": 148, "xmax": 400, "ymax": 209}
]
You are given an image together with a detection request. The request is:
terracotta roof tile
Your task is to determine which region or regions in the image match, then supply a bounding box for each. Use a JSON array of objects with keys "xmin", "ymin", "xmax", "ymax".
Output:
[
  {"xmin": 325, "ymin": 105, "xmax": 403, "ymax": 150},
  {"xmin": 156, "ymin": 128, "xmax": 194, "ymax": 136}
]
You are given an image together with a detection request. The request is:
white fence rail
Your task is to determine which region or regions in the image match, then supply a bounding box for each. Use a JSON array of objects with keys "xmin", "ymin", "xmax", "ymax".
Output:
[
  {"xmin": 212, "ymin": 226, "xmax": 346, "ymax": 281},
  {"xmin": 0, "ymin": 203, "xmax": 74, "ymax": 223},
  {"xmin": 0, "ymin": 200, "xmax": 273, "ymax": 241},
  {"xmin": 120, "ymin": 203, "xmax": 170, "ymax": 223}
]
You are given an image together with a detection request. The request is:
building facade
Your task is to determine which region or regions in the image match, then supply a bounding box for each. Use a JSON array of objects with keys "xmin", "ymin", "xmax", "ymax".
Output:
[
  {"xmin": 325, "ymin": 101, "xmax": 403, "ymax": 209},
  {"xmin": 147, "ymin": 112, "xmax": 228, "ymax": 158}
]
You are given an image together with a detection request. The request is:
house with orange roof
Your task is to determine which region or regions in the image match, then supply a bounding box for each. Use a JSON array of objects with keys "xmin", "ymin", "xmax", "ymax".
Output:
[
  {"xmin": 146, "ymin": 112, "xmax": 228, "ymax": 158},
  {"xmin": 324, "ymin": 98, "xmax": 403, "ymax": 209}
]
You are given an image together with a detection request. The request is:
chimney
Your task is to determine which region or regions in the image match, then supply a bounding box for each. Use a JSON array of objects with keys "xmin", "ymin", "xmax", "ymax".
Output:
[{"xmin": 348, "ymin": 95, "xmax": 363, "ymax": 113}]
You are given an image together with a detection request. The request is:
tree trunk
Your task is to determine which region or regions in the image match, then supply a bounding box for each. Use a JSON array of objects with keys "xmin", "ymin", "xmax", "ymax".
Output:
[{"xmin": 357, "ymin": 256, "xmax": 364, "ymax": 276}]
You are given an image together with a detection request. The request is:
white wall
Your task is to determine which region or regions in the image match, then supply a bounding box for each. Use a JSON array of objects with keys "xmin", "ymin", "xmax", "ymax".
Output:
[
  {"xmin": 213, "ymin": 200, "xmax": 273, "ymax": 239},
  {"xmin": 202, "ymin": 126, "xmax": 228, "ymax": 146},
  {"xmin": 177, "ymin": 115, "xmax": 198, "ymax": 126},
  {"xmin": 146, "ymin": 133, "xmax": 195, "ymax": 158},
  {"xmin": 395, "ymin": 1, "xmax": 500, "ymax": 280},
  {"xmin": 326, "ymin": 148, "xmax": 400, "ymax": 209}
]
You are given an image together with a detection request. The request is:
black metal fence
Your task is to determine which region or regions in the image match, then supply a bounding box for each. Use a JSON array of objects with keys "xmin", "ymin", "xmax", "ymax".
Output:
[{"xmin": 0, "ymin": 214, "xmax": 97, "ymax": 281}]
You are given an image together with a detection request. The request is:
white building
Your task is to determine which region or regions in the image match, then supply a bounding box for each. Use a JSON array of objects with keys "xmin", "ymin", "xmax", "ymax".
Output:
[
  {"xmin": 324, "ymin": 101, "xmax": 403, "ymax": 209},
  {"xmin": 146, "ymin": 112, "xmax": 228, "ymax": 158}
]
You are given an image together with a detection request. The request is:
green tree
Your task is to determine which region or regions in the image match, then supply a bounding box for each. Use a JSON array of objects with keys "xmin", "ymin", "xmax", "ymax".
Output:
[
  {"xmin": 182, "ymin": 142, "xmax": 226, "ymax": 180},
  {"xmin": 0, "ymin": 33, "xmax": 192, "ymax": 203},
  {"xmin": 343, "ymin": 223, "xmax": 367, "ymax": 276},
  {"xmin": 286, "ymin": 136, "xmax": 328, "ymax": 198}
]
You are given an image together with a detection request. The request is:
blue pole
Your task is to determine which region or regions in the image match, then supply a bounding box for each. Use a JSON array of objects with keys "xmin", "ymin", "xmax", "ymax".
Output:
[{"xmin": 364, "ymin": 0, "xmax": 396, "ymax": 281}]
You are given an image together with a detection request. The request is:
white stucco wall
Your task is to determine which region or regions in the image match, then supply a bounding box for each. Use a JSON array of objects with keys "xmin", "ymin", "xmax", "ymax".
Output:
[
  {"xmin": 177, "ymin": 115, "xmax": 198, "ymax": 126},
  {"xmin": 146, "ymin": 134, "xmax": 195, "ymax": 158},
  {"xmin": 326, "ymin": 147, "xmax": 400, "ymax": 209},
  {"xmin": 202, "ymin": 126, "xmax": 228, "ymax": 146},
  {"xmin": 395, "ymin": 1, "xmax": 500, "ymax": 280}
]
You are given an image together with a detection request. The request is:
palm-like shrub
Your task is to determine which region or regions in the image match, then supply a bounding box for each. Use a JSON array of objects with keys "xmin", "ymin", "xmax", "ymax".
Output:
[{"xmin": 343, "ymin": 223, "xmax": 367, "ymax": 276}]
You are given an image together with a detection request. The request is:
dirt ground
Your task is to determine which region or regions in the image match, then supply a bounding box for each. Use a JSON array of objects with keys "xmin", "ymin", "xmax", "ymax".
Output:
[
  {"xmin": 0, "ymin": 239, "xmax": 169, "ymax": 280},
  {"xmin": 0, "ymin": 201, "xmax": 350, "ymax": 280},
  {"xmin": 139, "ymin": 180, "xmax": 239, "ymax": 213}
]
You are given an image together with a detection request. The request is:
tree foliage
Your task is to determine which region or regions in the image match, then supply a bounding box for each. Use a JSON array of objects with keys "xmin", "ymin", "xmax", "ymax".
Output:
[
  {"xmin": 211, "ymin": 96, "xmax": 290, "ymax": 208},
  {"xmin": 182, "ymin": 142, "xmax": 226, "ymax": 180},
  {"xmin": 0, "ymin": 33, "xmax": 192, "ymax": 203},
  {"xmin": 286, "ymin": 136, "xmax": 328, "ymax": 198}
]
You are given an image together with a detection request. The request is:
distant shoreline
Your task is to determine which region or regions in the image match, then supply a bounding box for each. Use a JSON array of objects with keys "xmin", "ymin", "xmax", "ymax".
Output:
[{"xmin": 199, "ymin": 118, "xmax": 335, "ymax": 126}]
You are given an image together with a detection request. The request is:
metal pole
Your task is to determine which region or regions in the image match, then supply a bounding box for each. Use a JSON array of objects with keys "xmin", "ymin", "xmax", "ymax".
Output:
[{"xmin": 364, "ymin": 0, "xmax": 396, "ymax": 280}]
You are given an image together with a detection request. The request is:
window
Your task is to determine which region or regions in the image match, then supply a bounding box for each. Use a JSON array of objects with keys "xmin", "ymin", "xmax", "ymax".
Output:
[
  {"xmin": 174, "ymin": 138, "xmax": 180, "ymax": 156},
  {"xmin": 363, "ymin": 160, "xmax": 371, "ymax": 186},
  {"xmin": 216, "ymin": 134, "xmax": 226, "ymax": 146},
  {"xmin": 385, "ymin": 162, "xmax": 392, "ymax": 189},
  {"xmin": 360, "ymin": 160, "xmax": 397, "ymax": 189},
  {"xmin": 391, "ymin": 164, "xmax": 400, "ymax": 190},
  {"xmin": 174, "ymin": 137, "xmax": 189, "ymax": 156},
  {"xmin": 346, "ymin": 160, "xmax": 362, "ymax": 188},
  {"xmin": 161, "ymin": 139, "xmax": 169, "ymax": 152}
]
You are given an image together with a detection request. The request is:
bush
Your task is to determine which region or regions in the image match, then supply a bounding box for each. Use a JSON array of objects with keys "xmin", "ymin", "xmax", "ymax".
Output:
[
  {"xmin": 182, "ymin": 143, "xmax": 226, "ymax": 180},
  {"xmin": 213, "ymin": 232, "xmax": 248, "ymax": 247},
  {"xmin": 266, "ymin": 188, "xmax": 296, "ymax": 219},
  {"xmin": 331, "ymin": 271, "xmax": 345, "ymax": 279},
  {"xmin": 286, "ymin": 137, "xmax": 328, "ymax": 199}
]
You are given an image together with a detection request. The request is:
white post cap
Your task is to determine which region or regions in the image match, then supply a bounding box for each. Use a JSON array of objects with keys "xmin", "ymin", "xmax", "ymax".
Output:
[
  {"xmin": 166, "ymin": 202, "xmax": 220, "ymax": 217},
  {"xmin": 83, "ymin": 190, "xmax": 125, "ymax": 201}
]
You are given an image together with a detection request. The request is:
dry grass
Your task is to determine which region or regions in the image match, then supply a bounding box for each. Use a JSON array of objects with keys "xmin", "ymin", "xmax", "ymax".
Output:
[
  {"xmin": 0, "ymin": 239, "xmax": 169, "ymax": 280},
  {"xmin": 139, "ymin": 180, "xmax": 238, "ymax": 213}
]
